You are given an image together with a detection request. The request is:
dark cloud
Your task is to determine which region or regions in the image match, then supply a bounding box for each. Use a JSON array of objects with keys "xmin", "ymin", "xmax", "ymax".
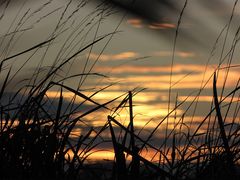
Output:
[
  {"xmin": 102, "ymin": 0, "xmax": 231, "ymax": 22},
  {"xmin": 96, "ymin": 0, "xmax": 238, "ymax": 51},
  {"xmin": 101, "ymin": 0, "xmax": 178, "ymax": 23}
]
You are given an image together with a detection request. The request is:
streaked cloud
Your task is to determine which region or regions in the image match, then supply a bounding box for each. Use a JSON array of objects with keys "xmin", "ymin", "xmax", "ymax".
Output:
[
  {"xmin": 152, "ymin": 51, "xmax": 196, "ymax": 58},
  {"xmin": 94, "ymin": 64, "xmax": 206, "ymax": 74},
  {"xmin": 127, "ymin": 18, "xmax": 176, "ymax": 31},
  {"xmin": 148, "ymin": 23, "xmax": 176, "ymax": 30},
  {"xmin": 94, "ymin": 63, "xmax": 239, "ymax": 90},
  {"xmin": 120, "ymin": 70, "xmax": 239, "ymax": 89},
  {"xmin": 88, "ymin": 50, "xmax": 196, "ymax": 63},
  {"xmin": 178, "ymin": 95, "xmax": 240, "ymax": 103},
  {"xmin": 126, "ymin": 18, "xmax": 143, "ymax": 28},
  {"xmin": 88, "ymin": 51, "xmax": 139, "ymax": 61}
]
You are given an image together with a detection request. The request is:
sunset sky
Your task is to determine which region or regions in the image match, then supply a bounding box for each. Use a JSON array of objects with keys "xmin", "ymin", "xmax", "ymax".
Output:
[{"xmin": 0, "ymin": 0, "xmax": 239, "ymax": 161}]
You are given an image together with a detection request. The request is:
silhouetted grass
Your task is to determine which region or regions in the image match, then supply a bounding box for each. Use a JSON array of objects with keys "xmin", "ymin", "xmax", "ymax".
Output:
[{"xmin": 0, "ymin": 0, "xmax": 240, "ymax": 180}]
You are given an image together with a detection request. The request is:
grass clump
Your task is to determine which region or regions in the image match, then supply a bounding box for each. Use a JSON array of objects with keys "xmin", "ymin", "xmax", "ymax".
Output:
[
  {"xmin": 0, "ymin": 0, "xmax": 119, "ymax": 179},
  {"xmin": 0, "ymin": 0, "xmax": 239, "ymax": 180}
]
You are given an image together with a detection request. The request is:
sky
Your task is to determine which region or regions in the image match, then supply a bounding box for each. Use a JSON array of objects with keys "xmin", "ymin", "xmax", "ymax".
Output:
[{"xmin": 0, "ymin": 0, "xmax": 239, "ymax": 161}]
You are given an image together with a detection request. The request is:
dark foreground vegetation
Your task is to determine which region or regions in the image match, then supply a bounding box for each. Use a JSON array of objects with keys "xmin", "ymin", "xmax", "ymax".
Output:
[
  {"xmin": 0, "ymin": 0, "xmax": 240, "ymax": 180},
  {"xmin": 0, "ymin": 80, "xmax": 239, "ymax": 180}
]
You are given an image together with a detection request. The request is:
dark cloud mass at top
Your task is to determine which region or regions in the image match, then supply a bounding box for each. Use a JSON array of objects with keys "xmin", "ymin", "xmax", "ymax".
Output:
[
  {"xmin": 96, "ymin": 0, "xmax": 236, "ymax": 50},
  {"xmin": 102, "ymin": 0, "xmax": 178, "ymax": 22},
  {"xmin": 102, "ymin": 0, "xmax": 231, "ymax": 22},
  {"xmin": 5, "ymin": 0, "xmax": 232, "ymax": 23}
]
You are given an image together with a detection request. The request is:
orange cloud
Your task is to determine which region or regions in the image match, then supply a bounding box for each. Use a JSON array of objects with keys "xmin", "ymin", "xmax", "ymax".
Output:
[
  {"xmin": 127, "ymin": 18, "xmax": 143, "ymax": 28},
  {"xmin": 94, "ymin": 64, "xmax": 207, "ymax": 74},
  {"xmin": 88, "ymin": 51, "xmax": 139, "ymax": 61},
  {"xmin": 178, "ymin": 95, "xmax": 240, "ymax": 103},
  {"xmin": 127, "ymin": 18, "xmax": 176, "ymax": 30},
  {"xmin": 120, "ymin": 70, "xmax": 239, "ymax": 89},
  {"xmin": 177, "ymin": 51, "xmax": 196, "ymax": 58},
  {"xmin": 99, "ymin": 66, "xmax": 239, "ymax": 90},
  {"xmin": 153, "ymin": 51, "xmax": 196, "ymax": 58},
  {"xmin": 149, "ymin": 23, "xmax": 176, "ymax": 30},
  {"xmin": 88, "ymin": 50, "xmax": 195, "ymax": 63}
]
